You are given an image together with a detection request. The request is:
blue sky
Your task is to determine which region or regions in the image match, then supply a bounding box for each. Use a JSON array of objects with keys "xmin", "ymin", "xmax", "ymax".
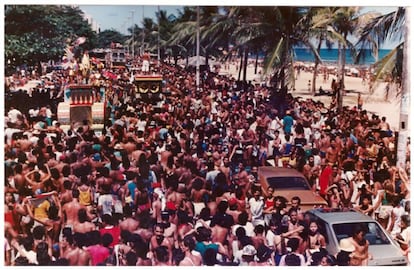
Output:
[
  {"xmin": 79, "ymin": 5, "xmax": 182, "ymax": 34},
  {"xmin": 79, "ymin": 5, "xmax": 398, "ymax": 33},
  {"xmin": 79, "ymin": 5, "xmax": 400, "ymax": 49}
]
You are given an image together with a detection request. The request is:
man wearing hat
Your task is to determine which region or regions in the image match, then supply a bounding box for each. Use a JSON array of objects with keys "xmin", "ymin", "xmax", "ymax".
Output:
[
  {"xmin": 282, "ymin": 110, "xmax": 294, "ymax": 135},
  {"xmin": 241, "ymin": 244, "xmax": 257, "ymax": 266}
]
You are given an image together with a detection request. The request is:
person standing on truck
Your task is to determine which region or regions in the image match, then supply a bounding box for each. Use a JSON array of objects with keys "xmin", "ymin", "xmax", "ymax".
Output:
[{"xmin": 142, "ymin": 51, "xmax": 150, "ymax": 75}]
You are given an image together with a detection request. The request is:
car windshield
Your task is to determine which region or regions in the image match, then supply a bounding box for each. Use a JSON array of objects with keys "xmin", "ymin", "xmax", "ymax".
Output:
[
  {"xmin": 332, "ymin": 222, "xmax": 391, "ymax": 245},
  {"xmin": 266, "ymin": 176, "xmax": 310, "ymax": 190}
]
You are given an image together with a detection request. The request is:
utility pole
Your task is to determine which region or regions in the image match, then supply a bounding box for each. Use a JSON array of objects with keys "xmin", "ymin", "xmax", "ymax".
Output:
[
  {"xmin": 397, "ymin": 7, "xmax": 411, "ymax": 169},
  {"xmin": 196, "ymin": 6, "xmax": 200, "ymax": 91},
  {"xmin": 130, "ymin": 10, "xmax": 135, "ymax": 59},
  {"xmin": 141, "ymin": 6, "xmax": 145, "ymax": 56},
  {"xmin": 157, "ymin": 5, "xmax": 160, "ymax": 68}
]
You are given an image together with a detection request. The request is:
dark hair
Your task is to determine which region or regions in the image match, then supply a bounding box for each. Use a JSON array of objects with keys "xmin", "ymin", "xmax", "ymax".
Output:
[
  {"xmin": 352, "ymin": 224, "xmax": 367, "ymax": 237},
  {"xmin": 63, "ymin": 180, "xmax": 72, "ymax": 190},
  {"xmin": 291, "ymin": 196, "xmax": 301, "ymax": 204},
  {"xmin": 125, "ymin": 251, "xmax": 138, "ymax": 266},
  {"xmin": 195, "ymin": 227, "xmax": 212, "ymax": 242},
  {"xmin": 183, "ymin": 235, "xmax": 196, "ymax": 250},
  {"xmin": 203, "ymin": 248, "xmax": 217, "ymax": 266},
  {"xmin": 336, "ymin": 250, "xmax": 351, "ymax": 266},
  {"xmin": 238, "ymin": 211, "xmax": 249, "ymax": 225},
  {"xmin": 254, "ymin": 224, "xmax": 265, "ymax": 234},
  {"xmin": 287, "ymin": 237, "xmax": 300, "ymax": 251},
  {"xmin": 154, "ymin": 246, "xmax": 169, "ymax": 263},
  {"xmin": 78, "ymin": 208, "xmax": 88, "ymax": 223},
  {"xmin": 22, "ymin": 235, "xmax": 34, "ymax": 251},
  {"xmin": 72, "ymin": 188, "xmax": 80, "ymax": 198},
  {"xmin": 32, "ymin": 225, "xmax": 46, "ymax": 240},
  {"xmin": 47, "ymin": 204, "xmax": 59, "ymax": 220},
  {"xmin": 285, "ymin": 253, "xmax": 301, "ymax": 266},
  {"xmin": 102, "ymin": 233, "xmax": 113, "ymax": 247}
]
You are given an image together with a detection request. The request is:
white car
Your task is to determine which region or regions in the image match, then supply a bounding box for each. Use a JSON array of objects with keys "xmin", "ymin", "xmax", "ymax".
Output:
[{"xmin": 305, "ymin": 208, "xmax": 407, "ymax": 266}]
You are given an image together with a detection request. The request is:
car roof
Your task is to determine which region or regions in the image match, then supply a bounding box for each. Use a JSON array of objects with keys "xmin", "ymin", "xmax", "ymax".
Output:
[
  {"xmin": 258, "ymin": 166, "xmax": 305, "ymax": 178},
  {"xmin": 307, "ymin": 209, "xmax": 375, "ymax": 224}
]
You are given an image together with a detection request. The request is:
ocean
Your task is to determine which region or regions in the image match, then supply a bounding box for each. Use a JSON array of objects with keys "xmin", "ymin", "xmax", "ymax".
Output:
[{"xmin": 294, "ymin": 48, "xmax": 392, "ymax": 66}]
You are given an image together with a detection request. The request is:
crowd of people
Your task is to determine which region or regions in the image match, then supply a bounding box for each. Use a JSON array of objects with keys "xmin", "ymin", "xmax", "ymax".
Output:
[{"xmin": 4, "ymin": 54, "xmax": 411, "ymax": 266}]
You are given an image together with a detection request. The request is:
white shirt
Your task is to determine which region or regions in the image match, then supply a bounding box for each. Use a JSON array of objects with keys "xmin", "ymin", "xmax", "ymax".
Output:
[
  {"xmin": 248, "ymin": 196, "xmax": 264, "ymax": 225},
  {"xmin": 8, "ymin": 108, "xmax": 22, "ymax": 123},
  {"xmin": 232, "ymin": 222, "xmax": 255, "ymax": 237}
]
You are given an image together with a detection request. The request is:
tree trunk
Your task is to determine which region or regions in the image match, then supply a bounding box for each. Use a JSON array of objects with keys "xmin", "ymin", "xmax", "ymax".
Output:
[
  {"xmin": 312, "ymin": 35, "xmax": 323, "ymax": 95},
  {"xmin": 280, "ymin": 67, "xmax": 285, "ymax": 90},
  {"xmin": 337, "ymin": 41, "xmax": 346, "ymax": 112},
  {"xmin": 243, "ymin": 47, "xmax": 249, "ymax": 82},
  {"xmin": 254, "ymin": 51, "xmax": 259, "ymax": 74},
  {"xmin": 206, "ymin": 49, "xmax": 209, "ymax": 69},
  {"xmin": 312, "ymin": 64, "xmax": 318, "ymax": 95},
  {"xmin": 238, "ymin": 50, "xmax": 243, "ymax": 81}
]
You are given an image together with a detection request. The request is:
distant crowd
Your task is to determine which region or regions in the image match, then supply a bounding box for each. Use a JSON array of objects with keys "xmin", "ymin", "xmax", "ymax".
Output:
[{"xmin": 4, "ymin": 55, "xmax": 410, "ymax": 266}]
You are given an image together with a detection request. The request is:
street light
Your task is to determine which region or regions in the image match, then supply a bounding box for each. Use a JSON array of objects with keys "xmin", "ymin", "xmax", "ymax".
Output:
[{"xmin": 130, "ymin": 10, "xmax": 135, "ymax": 59}]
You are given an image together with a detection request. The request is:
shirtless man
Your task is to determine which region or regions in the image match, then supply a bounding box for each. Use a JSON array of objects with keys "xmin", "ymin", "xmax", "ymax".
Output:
[
  {"xmin": 349, "ymin": 225, "xmax": 371, "ymax": 266},
  {"xmin": 160, "ymin": 211, "xmax": 178, "ymax": 248},
  {"xmin": 65, "ymin": 233, "xmax": 92, "ymax": 266},
  {"xmin": 326, "ymin": 138, "xmax": 339, "ymax": 165},
  {"xmin": 73, "ymin": 208, "xmax": 95, "ymax": 234},
  {"xmin": 62, "ymin": 189, "xmax": 84, "ymax": 228},
  {"xmin": 251, "ymin": 224, "xmax": 267, "ymax": 249},
  {"xmin": 319, "ymin": 133, "xmax": 331, "ymax": 162},
  {"xmin": 119, "ymin": 205, "xmax": 139, "ymax": 233},
  {"xmin": 190, "ymin": 178, "xmax": 210, "ymax": 217},
  {"xmin": 150, "ymin": 223, "xmax": 173, "ymax": 264}
]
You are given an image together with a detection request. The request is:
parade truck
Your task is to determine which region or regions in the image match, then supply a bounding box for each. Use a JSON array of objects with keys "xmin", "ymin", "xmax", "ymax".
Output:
[
  {"xmin": 57, "ymin": 84, "xmax": 106, "ymax": 132},
  {"xmin": 133, "ymin": 74, "xmax": 164, "ymax": 112}
]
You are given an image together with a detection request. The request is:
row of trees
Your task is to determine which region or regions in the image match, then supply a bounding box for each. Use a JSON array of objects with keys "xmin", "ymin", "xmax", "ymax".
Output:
[
  {"xmin": 5, "ymin": 6, "xmax": 406, "ymax": 103},
  {"xmin": 125, "ymin": 6, "xmax": 406, "ymax": 109}
]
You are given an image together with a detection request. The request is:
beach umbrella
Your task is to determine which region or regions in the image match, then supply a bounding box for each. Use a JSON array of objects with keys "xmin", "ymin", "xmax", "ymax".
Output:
[{"xmin": 187, "ymin": 56, "xmax": 207, "ymax": 66}]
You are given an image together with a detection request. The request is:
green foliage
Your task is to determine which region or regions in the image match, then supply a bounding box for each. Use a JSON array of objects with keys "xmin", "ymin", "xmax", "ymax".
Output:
[
  {"xmin": 97, "ymin": 30, "xmax": 126, "ymax": 48},
  {"xmin": 5, "ymin": 5, "xmax": 97, "ymax": 66}
]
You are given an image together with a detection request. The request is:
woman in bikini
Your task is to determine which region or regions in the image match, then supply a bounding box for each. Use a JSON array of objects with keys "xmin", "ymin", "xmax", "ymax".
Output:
[{"xmin": 305, "ymin": 221, "xmax": 326, "ymax": 262}]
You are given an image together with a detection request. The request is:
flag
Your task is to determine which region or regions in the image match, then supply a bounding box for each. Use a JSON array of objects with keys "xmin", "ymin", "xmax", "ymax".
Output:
[{"xmin": 28, "ymin": 191, "xmax": 55, "ymax": 207}]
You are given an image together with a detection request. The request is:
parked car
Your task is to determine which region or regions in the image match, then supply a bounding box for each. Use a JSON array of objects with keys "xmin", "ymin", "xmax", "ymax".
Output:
[
  {"xmin": 258, "ymin": 166, "xmax": 327, "ymax": 210},
  {"xmin": 305, "ymin": 208, "xmax": 407, "ymax": 266}
]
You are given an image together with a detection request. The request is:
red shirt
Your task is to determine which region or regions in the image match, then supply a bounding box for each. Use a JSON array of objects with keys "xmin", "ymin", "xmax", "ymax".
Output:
[
  {"xmin": 99, "ymin": 226, "xmax": 121, "ymax": 248},
  {"xmin": 319, "ymin": 165, "xmax": 333, "ymax": 196}
]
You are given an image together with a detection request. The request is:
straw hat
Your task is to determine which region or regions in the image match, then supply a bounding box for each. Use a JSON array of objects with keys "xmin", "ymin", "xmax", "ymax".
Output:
[{"xmin": 339, "ymin": 238, "xmax": 355, "ymax": 253}]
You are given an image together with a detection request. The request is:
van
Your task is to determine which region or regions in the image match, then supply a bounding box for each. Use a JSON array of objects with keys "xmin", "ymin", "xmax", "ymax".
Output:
[{"xmin": 305, "ymin": 208, "xmax": 407, "ymax": 266}]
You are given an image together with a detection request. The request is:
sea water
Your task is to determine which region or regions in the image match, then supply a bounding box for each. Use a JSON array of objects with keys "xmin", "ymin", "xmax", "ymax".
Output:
[{"xmin": 294, "ymin": 48, "xmax": 392, "ymax": 66}]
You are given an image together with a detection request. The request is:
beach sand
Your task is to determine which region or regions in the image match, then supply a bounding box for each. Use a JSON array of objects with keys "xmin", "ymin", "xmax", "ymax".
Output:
[{"xmin": 222, "ymin": 63, "xmax": 403, "ymax": 131}]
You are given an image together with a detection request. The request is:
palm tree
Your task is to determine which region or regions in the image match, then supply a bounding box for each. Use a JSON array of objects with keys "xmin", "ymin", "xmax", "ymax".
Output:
[
  {"xmin": 355, "ymin": 7, "xmax": 407, "ymax": 168},
  {"xmin": 313, "ymin": 7, "xmax": 359, "ymax": 111},
  {"xmin": 303, "ymin": 7, "xmax": 335, "ymax": 95},
  {"xmin": 261, "ymin": 6, "xmax": 309, "ymax": 90},
  {"xmin": 155, "ymin": 10, "xmax": 177, "ymax": 62},
  {"xmin": 356, "ymin": 8, "xmax": 405, "ymax": 93}
]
